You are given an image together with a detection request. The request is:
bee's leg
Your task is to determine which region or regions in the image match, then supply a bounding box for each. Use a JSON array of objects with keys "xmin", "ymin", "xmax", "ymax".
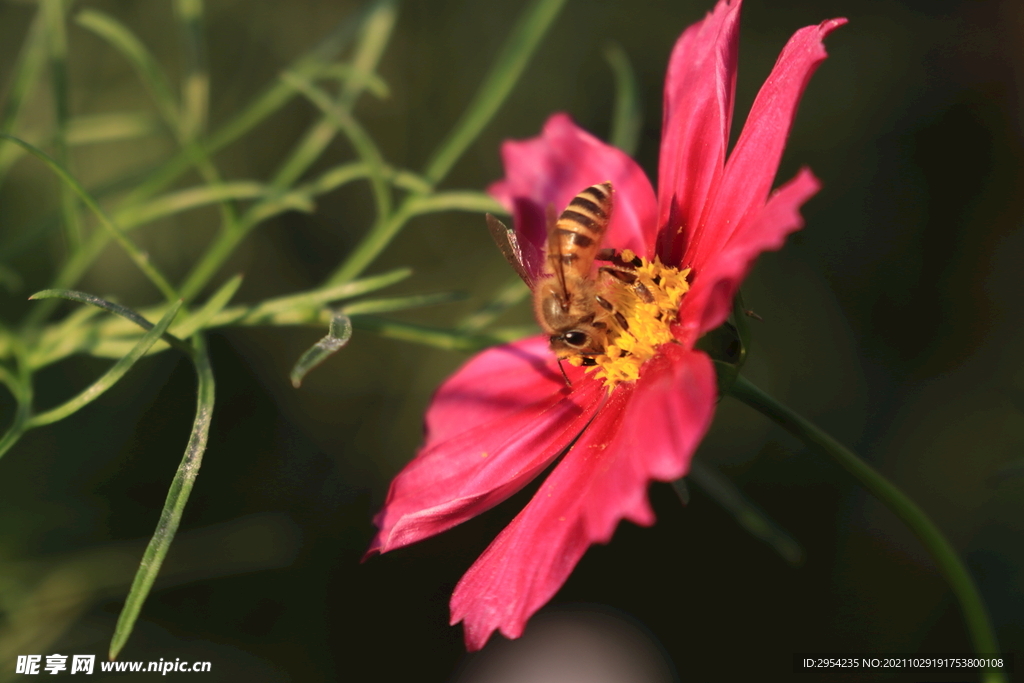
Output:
[
  {"xmin": 557, "ymin": 358, "xmax": 572, "ymax": 387},
  {"xmin": 634, "ymin": 282, "xmax": 654, "ymax": 303},
  {"xmin": 599, "ymin": 266, "xmax": 654, "ymax": 303},
  {"xmin": 599, "ymin": 265, "xmax": 636, "ymax": 283},
  {"xmin": 595, "ymin": 295, "xmax": 614, "ymax": 311},
  {"xmin": 596, "ymin": 249, "xmax": 643, "ymax": 269}
]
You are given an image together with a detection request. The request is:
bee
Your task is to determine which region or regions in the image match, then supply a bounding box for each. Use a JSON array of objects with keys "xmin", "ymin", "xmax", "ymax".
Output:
[{"xmin": 487, "ymin": 182, "xmax": 651, "ymax": 369}]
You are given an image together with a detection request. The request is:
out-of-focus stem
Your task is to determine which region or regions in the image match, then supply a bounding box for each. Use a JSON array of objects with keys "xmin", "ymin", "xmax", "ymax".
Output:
[{"xmin": 730, "ymin": 376, "xmax": 1006, "ymax": 683}]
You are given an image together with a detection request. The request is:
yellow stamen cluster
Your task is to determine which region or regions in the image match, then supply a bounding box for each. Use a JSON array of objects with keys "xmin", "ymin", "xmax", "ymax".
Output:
[{"xmin": 568, "ymin": 250, "xmax": 690, "ymax": 389}]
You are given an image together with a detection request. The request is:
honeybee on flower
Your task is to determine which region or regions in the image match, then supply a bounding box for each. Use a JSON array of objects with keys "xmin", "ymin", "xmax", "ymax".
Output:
[{"xmin": 367, "ymin": 0, "xmax": 845, "ymax": 651}]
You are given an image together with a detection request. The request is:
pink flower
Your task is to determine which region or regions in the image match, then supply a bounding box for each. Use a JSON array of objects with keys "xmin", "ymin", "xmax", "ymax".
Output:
[{"xmin": 367, "ymin": 0, "xmax": 844, "ymax": 651}]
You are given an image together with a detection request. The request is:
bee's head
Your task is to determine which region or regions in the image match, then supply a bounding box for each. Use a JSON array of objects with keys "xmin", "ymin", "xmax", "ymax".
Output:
[
  {"xmin": 549, "ymin": 327, "xmax": 603, "ymax": 358},
  {"xmin": 554, "ymin": 330, "xmax": 590, "ymax": 349}
]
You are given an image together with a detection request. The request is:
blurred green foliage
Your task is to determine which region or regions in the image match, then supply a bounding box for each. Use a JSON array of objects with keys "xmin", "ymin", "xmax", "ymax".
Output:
[{"xmin": 0, "ymin": 0, "xmax": 1021, "ymax": 681}]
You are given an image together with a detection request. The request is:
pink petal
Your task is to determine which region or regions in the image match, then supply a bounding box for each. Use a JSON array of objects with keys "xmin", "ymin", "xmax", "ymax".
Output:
[
  {"xmin": 368, "ymin": 336, "xmax": 604, "ymax": 555},
  {"xmin": 450, "ymin": 348, "xmax": 717, "ymax": 650},
  {"xmin": 584, "ymin": 345, "xmax": 717, "ymax": 540},
  {"xmin": 679, "ymin": 168, "xmax": 821, "ymax": 344},
  {"xmin": 684, "ymin": 17, "xmax": 845, "ymax": 273},
  {"xmin": 449, "ymin": 385, "xmax": 634, "ymax": 651},
  {"xmin": 656, "ymin": 0, "xmax": 741, "ymax": 267},
  {"xmin": 488, "ymin": 113, "xmax": 659, "ymax": 264}
]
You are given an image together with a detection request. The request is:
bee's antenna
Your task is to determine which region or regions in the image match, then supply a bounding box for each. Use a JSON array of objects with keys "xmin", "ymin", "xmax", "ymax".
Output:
[{"xmin": 557, "ymin": 359, "xmax": 572, "ymax": 387}]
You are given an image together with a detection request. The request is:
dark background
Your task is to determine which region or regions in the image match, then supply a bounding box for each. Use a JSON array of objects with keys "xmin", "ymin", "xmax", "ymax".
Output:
[{"xmin": 0, "ymin": 0, "xmax": 1021, "ymax": 681}]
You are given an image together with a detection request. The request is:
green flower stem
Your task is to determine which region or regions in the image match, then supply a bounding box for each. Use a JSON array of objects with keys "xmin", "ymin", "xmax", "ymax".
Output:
[{"xmin": 729, "ymin": 376, "xmax": 1006, "ymax": 683}]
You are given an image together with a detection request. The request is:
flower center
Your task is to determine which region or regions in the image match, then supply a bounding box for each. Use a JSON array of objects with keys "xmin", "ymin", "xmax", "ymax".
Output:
[{"xmin": 568, "ymin": 250, "xmax": 690, "ymax": 389}]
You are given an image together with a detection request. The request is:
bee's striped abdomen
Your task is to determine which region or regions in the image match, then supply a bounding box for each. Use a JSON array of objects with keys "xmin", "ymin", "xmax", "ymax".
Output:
[{"xmin": 549, "ymin": 182, "xmax": 612, "ymax": 274}]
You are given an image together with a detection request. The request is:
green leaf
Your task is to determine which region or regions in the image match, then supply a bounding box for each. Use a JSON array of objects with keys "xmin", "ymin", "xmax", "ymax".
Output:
[
  {"xmin": 270, "ymin": 0, "xmax": 397, "ymax": 192},
  {"xmin": 99, "ymin": 0, "xmax": 374, "ymax": 208},
  {"xmin": 422, "ymin": 0, "xmax": 568, "ymax": 184},
  {"xmin": 28, "ymin": 289, "xmax": 190, "ymax": 354},
  {"xmin": 1, "ymin": 134, "xmax": 179, "ymax": 302},
  {"xmin": 115, "ymin": 182, "xmax": 269, "ymax": 229},
  {"xmin": 300, "ymin": 161, "xmax": 373, "ymax": 196},
  {"xmin": 603, "ymin": 42, "xmax": 643, "ymax": 157},
  {"xmin": 43, "ymin": 0, "xmax": 82, "ymax": 250},
  {"xmin": 290, "ymin": 313, "xmax": 353, "ymax": 387},
  {"xmin": 0, "ymin": 342, "xmax": 33, "ymax": 462},
  {"xmin": 173, "ymin": 0, "xmax": 209, "ymax": 142},
  {"xmin": 458, "ymin": 278, "xmax": 531, "ymax": 333},
  {"xmin": 27, "ymin": 300, "xmax": 183, "ymax": 427},
  {"xmin": 213, "ymin": 269, "xmax": 412, "ymax": 326},
  {"xmin": 350, "ymin": 317, "xmax": 508, "ymax": 351},
  {"xmin": 340, "ymin": 291, "xmax": 465, "ymax": 316},
  {"xmin": 338, "ymin": 0, "xmax": 397, "ymax": 107},
  {"xmin": 406, "ymin": 191, "xmax": 507, "ymax": 217},
  {"xmin": 173, "ymin": 274, "xmax": 243, "ymax": 338},
  {"xmin": 326, "ymin": 0, "xmax": 565, "ymax": 287},
  {"xmin": 110, "ymin": 333, "xmax": 215, "ymax": 660},
  {"xmin": 0, "ymin": 6, "xmax": 47, "ymax": 133},
  {"xmin": 75, "ymin": 9, "xmax": 181, "ymax": 135},
  {"xmin": 0, "ymin": 5, "xmax": 49, "ymax": 180},
  {"xmin": 66, "ymin": 112, "xmax": 161, "ymax": 145},
  {"xmin": 175, "ymin": 0, "xmax": 399, "ymax": 304},
  {"xmin": 283, "ymin": 71, "xmax": 391, "ymax": 221},
  {"xmin": 311, "ymin": 62, "xmax": 390, "ymax": 98}
]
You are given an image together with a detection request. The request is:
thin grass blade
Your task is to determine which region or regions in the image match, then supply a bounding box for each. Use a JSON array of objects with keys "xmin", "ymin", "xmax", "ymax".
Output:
[
  {"xmin": 120, "ymin": 2, "xmax": 368, "ymax": 207},
  {"xmin": 406, "ymin": 191, "xmax": 507, "ymax": 217},
  {"xmin": 0, "ymin": 343, "xmax": 33, "ymax": 461},
  {"xmin": 43, "ymin": 0, "xmax": 82, "ymax": 250},
  {"xmin": 75, "ymin": 9, "xmax": 181, "ymax": 134},
  {"xmin": 115, "ymin": 182, "xmax": 268, "ymax": 229},
  {"xmin": 0, "ymin": 6, "xmax": 49, "ymax": 180},
  {"xmin": 211, "ymin": 268, "xmax": 411, "ymax": 326},
  {"xmin": 270, "ymin": 0, "xmax": 397, "ymax": 192},
  {"xmin": 290, "ymin": 313, "xmax": 353, "ymax": 387},
  {"xmin": 284, "ymin": 72, "xmax": 391, "ymax": 219},
  {"xmin": 312, "ymin": 63, "xmax": 389, "ymax": 98},
  {"xmin": 350, "ymin": 317, "xmax": 508, "ymax": 352},
  {"xmin": 27, "ymin": 301, "xmax": 183, "ymax": 427},
  {"xmin": 325, "ymin": 0, "xmax": 564, "ymax": 286},
  {"xmin": 66, "ymin": 112, "xmax": 161, "ymax": 146},
  {"xmin": 2, "ymin": 134, "xmax": 179, "ymax": 302},
  {"xmin": 173, "ymin": 0, "xmax": 208, "ymax": 142},
  {"xmin": 173, "ymin": 274, "xmax": 243, "ymax": 338},
  {"xmin": 338, "ymin": 0, "xmax": 397, "ymax": 107},
  {"xmin": 340, "ymin": 291, "xmax": 465, "ymax": 316},
  {"xmin": 603, "ymin": 42, "xmax": 643, "ymax": 157},
  {"xmin": 109, "ymin": 333, "xmax": 215, "ymax": 660},
  {"xmin": 457, "ymin": 278, "xmax": 530, "ymax": 332},
  {"xmin": 422, "ymin": 0, "xmax": 567, "ymax": 184}
]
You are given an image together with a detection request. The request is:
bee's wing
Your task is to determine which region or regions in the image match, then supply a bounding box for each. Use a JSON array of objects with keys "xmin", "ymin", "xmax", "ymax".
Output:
[{"xmin": 486, "ymin": 214, "xmax": 535, "ymax": 288}]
